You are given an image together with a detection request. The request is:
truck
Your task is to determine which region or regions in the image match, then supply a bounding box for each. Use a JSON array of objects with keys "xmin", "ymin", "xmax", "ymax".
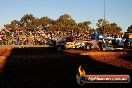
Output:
[
  {"xmin": 124, "ymin": 32, "xmax": 132, "ymax": 47},
  {"xmin": 49, "ymin": 35, "xmax": 93, "ymax": 51}
]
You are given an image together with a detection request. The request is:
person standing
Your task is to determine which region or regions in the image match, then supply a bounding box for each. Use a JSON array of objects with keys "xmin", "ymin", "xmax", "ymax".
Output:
[{"xmin": 98, "ymin": 40, "xmax": 103, "ymax": 50}]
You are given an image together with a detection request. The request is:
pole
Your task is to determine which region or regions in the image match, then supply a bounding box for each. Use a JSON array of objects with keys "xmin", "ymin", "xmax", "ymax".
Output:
[
  {"xmin": 104, "ymin": 0, "xmax": 106, "ymax": 22},
  {"xmin": 103, "ymin": 0, "xmax": 106, "ymax": 36}
]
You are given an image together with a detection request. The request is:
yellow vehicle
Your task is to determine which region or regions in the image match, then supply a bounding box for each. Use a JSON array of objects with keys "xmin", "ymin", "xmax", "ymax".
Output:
[{"xmin": 51, "ymin": 35, "xmax": 93, "ymax": 51}]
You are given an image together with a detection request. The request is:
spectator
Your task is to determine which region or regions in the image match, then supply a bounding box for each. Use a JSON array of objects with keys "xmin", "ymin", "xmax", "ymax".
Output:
[{"xmin": 98, "ymin": 40, "xmax": 103, "ymax": 50}]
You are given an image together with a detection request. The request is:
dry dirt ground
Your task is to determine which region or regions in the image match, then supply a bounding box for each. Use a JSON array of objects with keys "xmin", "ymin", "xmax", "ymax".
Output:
[
  {"xmin": 65, "ymin": 49, "xmax": 132, "ymax": 70},
  {"xmin": 0, "ymin": 47, "xmax": 132, "ymax": 88},
  {"xmin": 0, "ymin": 48, "xmax": 12, "ymax": 73}
]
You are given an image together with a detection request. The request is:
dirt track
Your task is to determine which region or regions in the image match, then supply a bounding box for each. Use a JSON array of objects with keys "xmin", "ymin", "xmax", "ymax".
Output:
[
  {"xmin": 0, "ymin": 48, "xmax": 12, "ymax": 73},
  {"xmin": 0, "ymin": 47, "xmax": 132, "ymax": 88},
  {"xmin": 65, "ymin": 49, "xmax": 132, "ymax": 70}
]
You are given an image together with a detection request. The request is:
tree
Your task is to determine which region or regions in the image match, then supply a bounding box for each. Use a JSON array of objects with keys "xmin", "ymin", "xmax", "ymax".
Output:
[
  {"xmin": 127, "ymin": 25, "xmax": 132, "ymax": 33},
  {"xmin": 20, "ymin": 14, "xmax": 35, "ymax": 27},
  {"xmin": 78, "ymin": 21, "xmax": 91, "ymax": 32},
  {"xmin": 39, "ymin": 16, "xmax": 54, "ymax": 31},
  {"xmin": 26, "ymin": 18, "xmax": 41, "ymax": 31},
  {"xmin": 10, "ymin": 20, "xmax": 21, "ymax": 31},
  {"xmin": 4, "ymin": 24, "xmax": 12, "ymax": 31},
  {"xmin": 96, "ymin": 19, "xmax": 122, "ymax": 37},
  {"xmin": 96, "ymin": 19, "xmax": 108, "ymax": 35},
  {"xmin": 110, "ymin": 23, "xmax": 122, "ymax": 36},
  {"xmin": 53, "ymin": 14, "xmax": 77, "ymax": 31}
]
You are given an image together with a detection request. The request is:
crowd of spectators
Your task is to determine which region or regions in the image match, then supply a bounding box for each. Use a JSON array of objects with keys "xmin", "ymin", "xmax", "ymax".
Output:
[
  {"xmin": 0, "ymin": 28, "xmax": 91, "ymax": 45},
  {"xmin": 0, "ymin": 27, "xmax": 130, "ymax": 50}
]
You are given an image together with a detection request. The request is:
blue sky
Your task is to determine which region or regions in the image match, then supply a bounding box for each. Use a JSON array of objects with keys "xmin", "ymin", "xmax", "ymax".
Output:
[{"xmin": 0, "ymin": 0, "xmax": 132, "ymax": 32}]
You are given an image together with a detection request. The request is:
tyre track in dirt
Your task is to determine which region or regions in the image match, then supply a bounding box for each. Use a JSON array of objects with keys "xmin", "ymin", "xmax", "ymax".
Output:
[
  {"xmin": 65, "ymin": 50, "xmax": 132, "ymax": 71},
  {"xmin": 82, "ymin": 52, "xmax": 132, "ymax": 70},
  {"xmin": 0, "ymin": 48, "xmax": 131, "ymax": 88}
]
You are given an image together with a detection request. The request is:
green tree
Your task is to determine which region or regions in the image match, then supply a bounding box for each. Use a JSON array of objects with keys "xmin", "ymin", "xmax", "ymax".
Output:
[
  {"xmin": 110, "ymin": 23, "xmax": 122, "ymax": 36},
  {"xmin": 78, "ymin": 21, "xmax": 91, "ymax": 32},
  {"xmin": 39, "ymin": 16, "xmax": 54, "ymax": 31},
  {"xmin": 20, "ymin": 14, "xmax": 35, "ymax": 27},
  {"xmin": 54, "ymin": 14, "xmax": 77, "ymax": 31},
  {"xmin": 26, "ymin": 18, "xmax": 41, "ymax": 31},
  {"xmin": 96, "ymin": 19, "xmax": 122, "ymax": 37},
  {"xmin": 11, "ymin": 20, "xmax": 21, "ymax": 31},
  {"xmin": 96, "ymin": 19, "xmax": 108, "ymax": 35},
  {"xmin": 127, "ymin": 25, "xmax": 132, "ymax": 33},
  {"xmin": 4, "ymin": 24, "xmax": 12, "ymax": 31}
]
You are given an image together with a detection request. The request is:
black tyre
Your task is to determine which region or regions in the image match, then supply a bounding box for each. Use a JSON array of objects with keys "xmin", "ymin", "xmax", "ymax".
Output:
[
  {"xmin": 86, "ymin": 44, "xmax": 91, "ymax": 50},
  {"xmin": 57, "ymin": 46, "xmax": 63, "ymax": 52},
  {"xmin": 83, "ymin": 44, "xmax": 91, "ymax": 50}
]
